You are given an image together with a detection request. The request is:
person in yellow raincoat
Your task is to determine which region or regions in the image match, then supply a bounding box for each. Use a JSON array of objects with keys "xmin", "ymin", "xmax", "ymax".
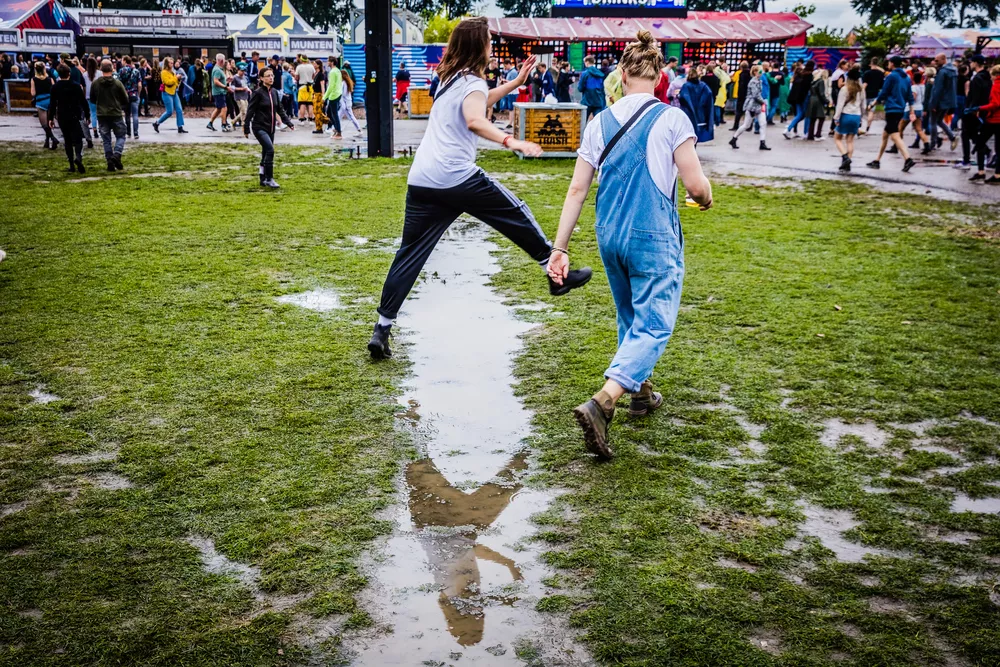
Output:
[{"xmin": 713, "ymin": 60, "xmax": 731, "ymax": 127}]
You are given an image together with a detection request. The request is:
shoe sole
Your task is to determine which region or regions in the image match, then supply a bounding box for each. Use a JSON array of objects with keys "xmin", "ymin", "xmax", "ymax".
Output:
[
  {"xmin": 573, "ymin": 405, "xmax": 613, "ymax": 460},
  {"xmin": 550, "ymin": 271, "xmax": 593, "ymax": 297},
  {"xmin": 368, "ymin": 341, "xmax": 390, "ymax": 360}
]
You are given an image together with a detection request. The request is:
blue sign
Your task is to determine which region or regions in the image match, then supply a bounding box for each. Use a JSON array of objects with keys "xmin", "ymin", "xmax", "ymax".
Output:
[{"xmin": 552, "ymin": 0, "xmax": 687, "ymax": 18}]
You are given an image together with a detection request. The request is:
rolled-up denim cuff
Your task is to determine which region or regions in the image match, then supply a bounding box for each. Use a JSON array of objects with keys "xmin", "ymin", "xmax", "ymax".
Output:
[{"xmin": 604, "ymin": 369, "xmax": 641, "ymax": 394}]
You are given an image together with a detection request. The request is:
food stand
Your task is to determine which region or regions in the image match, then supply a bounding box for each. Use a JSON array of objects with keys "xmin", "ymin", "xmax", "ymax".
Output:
[{"xmin": 408, "ymin": 86, "xmax": 432, "ymax": 118}]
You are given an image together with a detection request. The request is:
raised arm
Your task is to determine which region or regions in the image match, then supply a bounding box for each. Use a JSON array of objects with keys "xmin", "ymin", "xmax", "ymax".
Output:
[
  {"xmin": 547, "ymin": 157, "xmax": 596, "ymax": 284},
  {"xmin": 462, "ymin": 90, "xmax": 541, "ymax": 156},
  {"xmin": 488, "ymin": 55, "xmax": 535, "ymax": 106}
]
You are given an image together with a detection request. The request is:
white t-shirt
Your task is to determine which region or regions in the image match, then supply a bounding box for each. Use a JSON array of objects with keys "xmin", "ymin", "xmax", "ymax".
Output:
[
  {"xmin": 408, "ymin": 74, "xmax": 490, "ymax": 189},
  {"xmin": 910, "ymin": 83, "xmax": 924, "ymax": 111},
  {"xmin": 295, "ymin": 63, "xmax": 314, "ymax": 85},
  {"xmin": 577, "ymin": 93, "xmax": 696, "ymax": 199}
]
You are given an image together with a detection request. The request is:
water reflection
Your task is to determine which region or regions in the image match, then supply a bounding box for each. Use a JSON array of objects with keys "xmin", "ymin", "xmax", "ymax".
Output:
[{"xmin": 407, "ymin": 454, "xmax": 528, "ymax": 646}]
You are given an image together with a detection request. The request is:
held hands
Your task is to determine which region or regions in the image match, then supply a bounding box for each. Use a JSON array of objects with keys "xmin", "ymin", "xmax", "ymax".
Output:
[
  {"xmin": 547, "ymin": 250, "xmax": 569, "ymax": 285},
  {"xmin": 516, "ymin": 56, "xmax": 538, "ymax": 86}
]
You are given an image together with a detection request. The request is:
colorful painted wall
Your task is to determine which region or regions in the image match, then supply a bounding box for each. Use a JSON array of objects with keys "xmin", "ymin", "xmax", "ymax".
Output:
[
  {"xmin": 786, "ymin": 46, "xmax": 862, "ymax": 70},
  {"xmin": 342, "ymin": 43, "xmax": 445, "ymax": 103}
]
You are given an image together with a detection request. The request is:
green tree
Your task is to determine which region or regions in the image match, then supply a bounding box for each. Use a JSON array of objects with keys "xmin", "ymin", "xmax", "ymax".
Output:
[
  {"xmin": 850, "ymin": 0, "xmax": 998, "ymax": 28},
  {"xmin": 788, "ymin": 3, "xmax": 816, "ymax": 18},
  {"xmin": 852, "ymin": 14, "xmax": 917, "ymax": 64},
  {"xmin": 807, "ymin": 26, "xmax": 849, "ymax": 46},
  {"xmin": 495, "ymin": 0, "xmax": 551, "ymax": 17},
  {"xmin": 424, "ymin": 11, "xmax": 461, "ymax": 43}
]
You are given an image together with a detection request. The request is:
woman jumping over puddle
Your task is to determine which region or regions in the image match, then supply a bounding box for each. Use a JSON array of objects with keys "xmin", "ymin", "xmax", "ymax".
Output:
[
  {"xmin": 368, "ymin": 17, "xmax": 593, "ymax": 360},
  {"xmin": 548, "ymin": 30, "xmax": 713, "ymax": 460}
]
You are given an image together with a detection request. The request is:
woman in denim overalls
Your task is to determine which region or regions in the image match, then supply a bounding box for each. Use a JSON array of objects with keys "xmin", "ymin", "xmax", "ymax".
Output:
[{"xmin": 549, "ymin": 31, "xmax": 713, "ymax": 460}]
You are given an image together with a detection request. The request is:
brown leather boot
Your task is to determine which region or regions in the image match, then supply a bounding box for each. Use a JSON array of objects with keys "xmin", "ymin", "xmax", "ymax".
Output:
[
  {"xmin": 574, "ymin": 390, "xmax": 616, "ymax": 460},
  {"xmin": 628, "ymin": 381, "xmax": 663, "ymax": 417}
]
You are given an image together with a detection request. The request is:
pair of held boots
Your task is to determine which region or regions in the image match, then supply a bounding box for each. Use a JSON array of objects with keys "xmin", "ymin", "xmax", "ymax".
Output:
[{"xmin": 573, "ymin": 381, "xmax": 663, "ymax": 460}]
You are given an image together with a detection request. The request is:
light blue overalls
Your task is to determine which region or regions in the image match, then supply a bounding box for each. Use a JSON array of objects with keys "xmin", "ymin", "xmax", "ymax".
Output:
[{"xmin": 595, "ymin": 102, "xmax": 685, "ymax": 394}]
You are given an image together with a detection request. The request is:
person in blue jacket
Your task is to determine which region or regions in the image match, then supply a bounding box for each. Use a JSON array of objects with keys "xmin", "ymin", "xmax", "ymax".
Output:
[
  {"xmin": 578, "ymin": 55, "xmax": 606, "ymax": 120},
  {"xmin": 679, "ymin": 65, "xmax": 714, "ymax": 143},
  {"xmin": 866, "ymin": 55, "xmax": 916, "ymax": 172}
]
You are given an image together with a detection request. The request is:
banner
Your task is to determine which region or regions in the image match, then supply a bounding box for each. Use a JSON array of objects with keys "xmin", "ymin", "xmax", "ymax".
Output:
[
  {"xmin": 23, "ymin": 29, "xmax": 75, "ymax": 51},
  {"xmin": 78, "ymin": 12, "xmax": 227, "ymax": 33},
  {"xmin": 288, "ymin": 35, "xmax": 337, "ymax": 55},
  {"xmin": 786, "ymin": 46, "xmax": 861, "ymax": 70},
  {"xmin": 0, "ymin": 29, "xmax": 19, "ymax": 48},
  {"xmin": 235, "ymin": 36, "xmax": 283, "ymax": 54}
]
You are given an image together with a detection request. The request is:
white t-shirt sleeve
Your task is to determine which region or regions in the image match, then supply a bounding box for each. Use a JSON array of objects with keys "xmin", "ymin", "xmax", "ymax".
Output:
[
  {"xmin": 661, "ymin": 107, "xmax": 696, "ymax": 154},
  {"xmin": 577, "ymin": 117, "xmax": 604, "ymax": 169},
  {"xmin": 464, "ymin": 78, "xmax": 489, "ymax": 100}
]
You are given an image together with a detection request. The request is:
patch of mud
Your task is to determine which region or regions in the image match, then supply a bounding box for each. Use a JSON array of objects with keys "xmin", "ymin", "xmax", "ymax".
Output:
[
  {"xmin": 793, "ymin": 502, "xmax": 899, "ymax": 563},
  {"xmin": 959, "ymin": 411, "xmax": 1000, "ymax": 429},
  {"xmin": 867, "ymin": 596, "xmax": 917, "ymax": 619},
  {"xmin": 491, "ymin": 172, "xmax": 565, "ymax": 182},
  {"xmin": 66, "ymin": 165, "xmax": 241, "ymax": 183},
  {"xmin": 52, "ymin": 449, "xmax": 119, "ymax": 465},
  {"xmin": 29, "ymin": 387, "xmax": 61, "ymax": 404},
  {"xmin": 710, "ymin": 174, "xmax": 805, "ymax": 191},
  {"xmin": 86, "ymin": 472, "xmax": 133, "ymax": 490},
  {"xmin": 748, "ymin": 629, "xmax": 783, "ymax": 655},
  {"xmin": 923, "ymin": 526, "xmax": 979, "ymax": 545},
  {"xmin": 347, "ymin": 225, "xmax": 591, "ymax": 666},
  {"xmin": 716, "ymin": 557, "xmax": 759, "ymax": 572},
  {"xmin": 819, "ymin": 419, "xmax": 889, "ymax": 450},
  {"xmin": 1, "ymin": 500, "xmax": 30, "ymax": 518},
  {"xmin": 275, "ymin": 288, "xmax": 345, "ymax": 312},
  {"xmin": 185, "ymin": 535, "xmax": 263, "ymax": 595},
  {"xmin": 950, "ymin": 494, "xmax": 1000, "ymax": 514}
]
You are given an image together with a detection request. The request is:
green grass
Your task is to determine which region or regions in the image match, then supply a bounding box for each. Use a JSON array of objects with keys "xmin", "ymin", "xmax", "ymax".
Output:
[{"xmin": 1, "ymin": 143, "xmax": 999, "ymax": 666}]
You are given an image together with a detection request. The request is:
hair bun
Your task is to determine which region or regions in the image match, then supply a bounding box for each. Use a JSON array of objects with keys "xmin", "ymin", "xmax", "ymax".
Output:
[{"xmin": 636, "ymin": 30, "xmax": 655, "ymax": 47}]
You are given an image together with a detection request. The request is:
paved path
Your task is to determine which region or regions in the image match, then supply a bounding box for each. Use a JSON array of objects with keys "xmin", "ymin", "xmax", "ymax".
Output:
[{"xmin": 1, "ymin": 113, "xmax": 996, "ymax": 204}]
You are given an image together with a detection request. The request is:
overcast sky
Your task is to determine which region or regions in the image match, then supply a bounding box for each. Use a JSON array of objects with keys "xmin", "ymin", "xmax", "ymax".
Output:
[{"xmin": 475, "ymin": 1, "xmax": 946, "ymax": 33}]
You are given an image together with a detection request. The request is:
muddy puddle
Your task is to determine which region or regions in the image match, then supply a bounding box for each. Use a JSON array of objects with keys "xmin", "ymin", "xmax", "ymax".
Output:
[
  {"xmin": 29, "ymin": 387, "xmax": 61, "ymax": 404},
  {"xmin": 275, "ymin": 288, "xmax": 345, "ymax": 312},
  {"xmin": 347, "ymin": 225, "xmax": 590, "ymax": 666}
]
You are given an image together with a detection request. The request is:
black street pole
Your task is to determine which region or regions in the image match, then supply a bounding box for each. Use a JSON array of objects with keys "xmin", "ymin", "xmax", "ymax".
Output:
[{"xmin": 364, "ymin": 0, "xmax": 393, "ymax": 157}]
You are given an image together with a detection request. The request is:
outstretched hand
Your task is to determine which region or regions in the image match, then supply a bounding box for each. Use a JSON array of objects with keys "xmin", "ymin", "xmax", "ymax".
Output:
[{"xmin": 517, "ymin": 55, "xmax": 538, "ymax": 85}]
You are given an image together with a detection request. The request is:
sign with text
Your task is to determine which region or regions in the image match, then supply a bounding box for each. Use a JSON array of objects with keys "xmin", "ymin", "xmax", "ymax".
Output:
[
  {"xmin": 551, "ymin": 0, "xmax": 687, "ymax": 18},
  {"xmin": 23, "ymin": 29, "xmax": 75, "ymax": 52},
  {"xmin": 235, "ymin": 36, "xmax": 283, "ymax": 54},
  {"xmin": 0, "ymin": 29, "xmax": 19, "ymax": 48},
  {"xmin": 288, "ymin": 35, "xmax": 337, "ymax": 55},
  {"xmin": 79, "ymin": 12, "xmax": 227, "ymax": 33}
]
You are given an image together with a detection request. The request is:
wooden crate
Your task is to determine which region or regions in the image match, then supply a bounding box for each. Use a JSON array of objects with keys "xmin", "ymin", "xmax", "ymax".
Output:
[
  {"xmin": 408, "ymin": 86, "xmax": 432, "ymax": 118},
  {"xmin": 512, "ymin": 103, "xmax": 588, "ymax": 158}
]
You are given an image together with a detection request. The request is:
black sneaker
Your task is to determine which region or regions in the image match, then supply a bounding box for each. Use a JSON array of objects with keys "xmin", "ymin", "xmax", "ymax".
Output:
[
  {"xmin": 867, "ymin": 160, "xmax": 880, "ymax": 169},
  {"xmin": 107, "ymin": 160, "xmax": 116, "ymax": 172},
  {"xmin": 368, "ymin": 323, "xmax": 392, "ymax": 360},
  {"xmin": 206, "ymin": 122, "xmax": 216, "ymax": 131},
  {"xmin": 920, "ymin": 146, "xmax": 932, "ymax": 155},
  {"xmin": 838, "ymin": 156, "xmax": 851, "ymax": 172},
  {"xmin": 152, "ymin": 121, "xmax": 159, "ymax": 133},
  {"xmin": 969, "ymin": 172, "xmax": 986, "ymax": 182},
  {"xmin": 759, "ymin": 141, "xmax": 771, "ymax": 151},
  {"xmin": 986, "ymin": 175, "xmax": 1000, "ymax": 185},
  {"xmin": 75, "ymin": 159, "xmax": 85, "ymax": 174},
  {"xmin": 548, "ymin": 266, "xmax": 592, "ymax": 296},
  {"xmin": 887, "ymin": 145, "xmax": 898, "ymax": 154},
  {"xmin": 68, "ymin": 160, "xmax": 76, "ymax": 173},
  {"xmin": 113, "ymin": 154, "xmax": 123, "ymax": 171},
  {"xmin": 902, "ymin": 157, "xmax": 915, "ymax": 173},
  {"xmin": 177, "ymin": 127, "xmax": 188, "ymax": 134},
  {"xmin": 729, "ymin": 136, "xmax": 738, "ymax": 149}
]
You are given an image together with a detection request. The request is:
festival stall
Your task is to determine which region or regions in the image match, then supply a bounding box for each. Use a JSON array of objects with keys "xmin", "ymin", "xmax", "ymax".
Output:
[
  {"xmin": 1, "ymin": 0, "xmax": 80, "ymax": 111},
  {"xmin": 75, "ymin": 9, "xmax": 231, "ymax": 62},
  {"xmin": 233, "ymin": 0, "xmax": 338, "ymax": 59},
  {"xmin": 487, "ymin": 12, "xmax": 811, "ymax": 67}
]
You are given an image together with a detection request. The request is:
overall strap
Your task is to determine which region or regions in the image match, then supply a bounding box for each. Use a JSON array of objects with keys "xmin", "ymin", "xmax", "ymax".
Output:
[{"xmin": 598, "ymin": 98, "xmax": 660, "ymax": 168}]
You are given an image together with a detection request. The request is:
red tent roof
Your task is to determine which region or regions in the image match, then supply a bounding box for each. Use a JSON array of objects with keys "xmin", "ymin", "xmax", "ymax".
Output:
[{"xmin": 488, "ymin": 12, "xmax": 811, "ymax": 44}]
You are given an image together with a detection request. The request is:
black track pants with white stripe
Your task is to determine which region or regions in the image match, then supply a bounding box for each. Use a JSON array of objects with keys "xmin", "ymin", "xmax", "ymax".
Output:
[{"xmin": 377, "ymin": 169, "xmax": 552, "ymax": 320}]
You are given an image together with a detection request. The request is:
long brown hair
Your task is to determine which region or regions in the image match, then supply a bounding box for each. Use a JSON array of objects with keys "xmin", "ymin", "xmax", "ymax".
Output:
[{"xmin": 436, "ymin": 17, "xmax": 490, "ymax": 83}]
